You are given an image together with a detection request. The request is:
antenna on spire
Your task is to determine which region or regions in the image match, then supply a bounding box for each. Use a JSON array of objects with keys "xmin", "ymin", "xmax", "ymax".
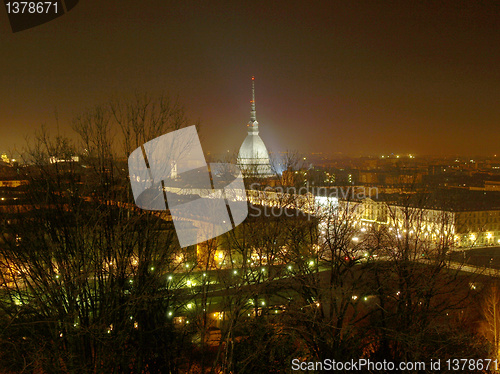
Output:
[{"xmin": 250, "ymin": 76, "xmax": 257, "ymax": 122}]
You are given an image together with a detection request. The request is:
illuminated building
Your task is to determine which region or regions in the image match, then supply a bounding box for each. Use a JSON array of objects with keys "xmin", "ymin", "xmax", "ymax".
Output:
[
  {"xmin": 237, "ymin": 77, "xmax": 273, "ymax": 178},
  {"xmin": 350, "ymin": 193, "xmax": 500, "ymax": 248}
]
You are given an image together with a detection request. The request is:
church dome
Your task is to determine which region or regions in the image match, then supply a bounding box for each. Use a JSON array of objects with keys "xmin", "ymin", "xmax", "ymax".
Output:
[
  {"xmin": 238, "ymin": 126, "xmax": 270, "ymax": 162},
  {"xmin": 236, "ymin": 77, "xmax": 273, "ymax": 178}
]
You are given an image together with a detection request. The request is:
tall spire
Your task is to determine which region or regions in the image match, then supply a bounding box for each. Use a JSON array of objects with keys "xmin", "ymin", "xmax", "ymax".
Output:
[{"xmin": 250, "ymin": 76, "xmax": 257, "ymax": 122}]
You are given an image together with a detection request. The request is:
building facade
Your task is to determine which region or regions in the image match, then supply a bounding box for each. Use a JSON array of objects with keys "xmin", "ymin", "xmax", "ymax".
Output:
[{"xmin": 351, "ymin": 197, "xmax": 500, "ymax": 248}]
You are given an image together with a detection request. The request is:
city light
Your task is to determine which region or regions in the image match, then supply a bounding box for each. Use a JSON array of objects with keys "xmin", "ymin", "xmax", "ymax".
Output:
[{"xmin": 1, "ymin": 1, "xmax": 498, "ymax": 369}]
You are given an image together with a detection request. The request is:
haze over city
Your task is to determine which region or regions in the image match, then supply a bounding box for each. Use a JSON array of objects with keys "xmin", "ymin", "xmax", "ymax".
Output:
[
  {"xmin": 3, "ymin": 1, "xmax": 500, "ymax": 372},
  {"xmin": 1, "ymin": 0, "xmax": 499, "ymax": 157}
]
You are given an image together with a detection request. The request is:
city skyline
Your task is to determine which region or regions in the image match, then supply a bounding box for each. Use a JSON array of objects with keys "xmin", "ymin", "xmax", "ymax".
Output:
[
  {"xmin": 1, "ymin": 1, "xmax": 499, "ymax": 157},
  {"xmin": 3, "ymin": 2, "xmax": 500, "ymax": 371}
]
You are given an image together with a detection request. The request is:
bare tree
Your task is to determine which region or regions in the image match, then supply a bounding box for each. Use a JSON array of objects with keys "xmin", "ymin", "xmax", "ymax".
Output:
[
  {"xmin": 0, "ymin": 95, "xmax": 200, "ymax": 374},
  {"xmin": 362, "ymin": 190, "xmax": 483, "ymax": 366},
  {"xmin": 481, "ymin": 285, "xmax": 500, "ymax": 363}
]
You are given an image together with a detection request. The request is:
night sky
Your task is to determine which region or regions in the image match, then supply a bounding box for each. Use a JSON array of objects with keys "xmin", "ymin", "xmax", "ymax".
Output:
[{"xmin": 1, "ymin": 0, "xmax": 499, "ymax": 157}]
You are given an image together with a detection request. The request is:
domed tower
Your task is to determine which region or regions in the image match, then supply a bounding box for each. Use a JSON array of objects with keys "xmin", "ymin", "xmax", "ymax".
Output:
[{"xmin": 237, "ymin": 77, "xmax": 273, "ymax": 178}]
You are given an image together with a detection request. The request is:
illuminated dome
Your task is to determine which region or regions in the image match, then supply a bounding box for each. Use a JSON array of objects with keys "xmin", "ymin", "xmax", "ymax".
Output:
[{"xmin": 237, "ymin": 77, "xmax": 273, "ymax": 178}]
